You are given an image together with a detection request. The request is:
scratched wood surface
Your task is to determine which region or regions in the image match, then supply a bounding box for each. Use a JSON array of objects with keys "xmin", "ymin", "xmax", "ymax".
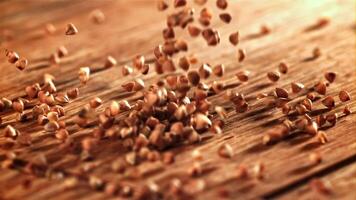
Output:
[{"xmin": 0, "ymin": 0, "xmax": 355, "ymax": 199}]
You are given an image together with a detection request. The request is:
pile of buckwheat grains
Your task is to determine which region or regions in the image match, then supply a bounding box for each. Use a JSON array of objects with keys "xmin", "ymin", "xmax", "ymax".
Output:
[{"xmin": 0, "ymin": 0, "xmax": 353, "ymax": 199}]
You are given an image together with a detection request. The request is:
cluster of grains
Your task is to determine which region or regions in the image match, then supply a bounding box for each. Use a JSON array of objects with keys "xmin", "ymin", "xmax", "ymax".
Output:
[
  {"xmin": 4, "ymin": 49, "xmax": 28, "ymax": 70},
  {"xmin": 262, "ymin": 70, "xmax": 352, "ymax": 146},
  {"xmin": 0, "ymin": 0, "xmax": 353, "ymax": 199}
]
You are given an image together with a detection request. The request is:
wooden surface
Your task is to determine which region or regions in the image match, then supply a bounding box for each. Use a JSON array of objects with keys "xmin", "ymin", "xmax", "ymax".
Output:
[
  {"xmin": 279, "ymin": 161, "xmax": 356, "ymax": 200},
  {"xmin": 0, "ymin": 0, "xmax": 356, "ymax": 199}
]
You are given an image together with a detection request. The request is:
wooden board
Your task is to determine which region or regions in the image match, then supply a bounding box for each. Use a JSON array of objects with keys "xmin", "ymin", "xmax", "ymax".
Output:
[
  {"xmin": 0, "ymin": 0, "xmax": 356, "ymax": 199},
  {"xmin": 278, "ymin": 161, "xmax": 356, "ymax": 200}
]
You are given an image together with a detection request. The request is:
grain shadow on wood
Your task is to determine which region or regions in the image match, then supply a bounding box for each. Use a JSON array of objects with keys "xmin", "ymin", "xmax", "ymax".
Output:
[
  {"xmin": 108, "ymin": 91, "xmax": 136, "ymax": 101},
  {"xmin": 319, "ymin": 124, "xmax": 335, "ymax": 130},
  {"xmin": 243, "ymin": 33, "xmax": 267, "ymax": 40},
  {"xmin": 289, "ymin": 164, "xmax": 315, "ymax": 175},
  {"xmin": 31, "ymin": 56, "xmax": 50, "ymax": 62},
  {"xmin": 245, "ymin": 105, "xmax": 274, "ymax": 118},
  {"xmin": 301, "ymin": 56, "xmax": 317, "ymax": 62},
  {"xmin": 29, "ymin": 142, "xmax": 59, "ymax": 152},
  {"xmin": 200, "ymin": 165, "xmax": 218, "ymax": 176},
  {"xmin": 251, "ymin": 113, "xmax": 271, "ymax": 122},
  {"xmin": 26, "ymin": 63, "xmax": 50, "ymax": 72},
  {"xmin": 260, "ymin": 118, "xmax": 281, "ymax": 127},
  {"xmin": 238, "ymin": 181, "xmax": 257, "ymax": 193},
  {"xmin": 247, "ymin": 82, "xmax": 272, "ymax": 92},
  {"xmin": 286, "ymin": 113, "xmax": 299, "ymax": 121},
  {"xmin": 285, "ymin": 133, "xmax": 312, "ymax": 146},
  {"xmin": 309, "ymin": 108, "xmax": 330, "ymax": 116},
  {"xmin": 223, "ymin": 82, "xmax": 242, "ymax": 90},
  {"xmin": 300, "ymin": 141, "xmax": 323, "ymax": 152},
  {"xmin": 29, "ymin": 134, "xmax": 56, "ymax": 145},
  {"xmin": 304, "ymin": 25, "xmax": 328, "ymax": 32},
  {"xmin": 27, "ymin": 32, "xmax": 47, "ymax": 42},
  {"xmin": 90, "ymin": 66, "xmax": 108, "ymax": 74},
  {"xmin": 244, "ymin": 143, "xmax": 271, "ymax": 154},
  {"xmin": 201, "ymin": 134, "xmax": 215, "ymax": 142},
  {"xmin": 140, "ymin": 166, "xmax": 166, "ymax": 178}
]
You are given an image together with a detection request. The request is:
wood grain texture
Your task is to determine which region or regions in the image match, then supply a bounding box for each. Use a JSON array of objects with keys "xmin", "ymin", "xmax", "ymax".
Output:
[
  {"xmin": 0, "ymin": 0, "xmax": 356, "ymax": 199},
  {"xmin": 278, "ymin": 161, "xmax": 356, "ymax": 200}
]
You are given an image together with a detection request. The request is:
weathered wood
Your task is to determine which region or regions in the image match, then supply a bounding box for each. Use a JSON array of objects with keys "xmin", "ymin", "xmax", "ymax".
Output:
[
  {"xmin": 278, "ymin": 160, "xmax": 356, "ymax": 200},
  {"xmin": 0, "ymin": 0, "xmax": 355, "ymax": 199}
]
